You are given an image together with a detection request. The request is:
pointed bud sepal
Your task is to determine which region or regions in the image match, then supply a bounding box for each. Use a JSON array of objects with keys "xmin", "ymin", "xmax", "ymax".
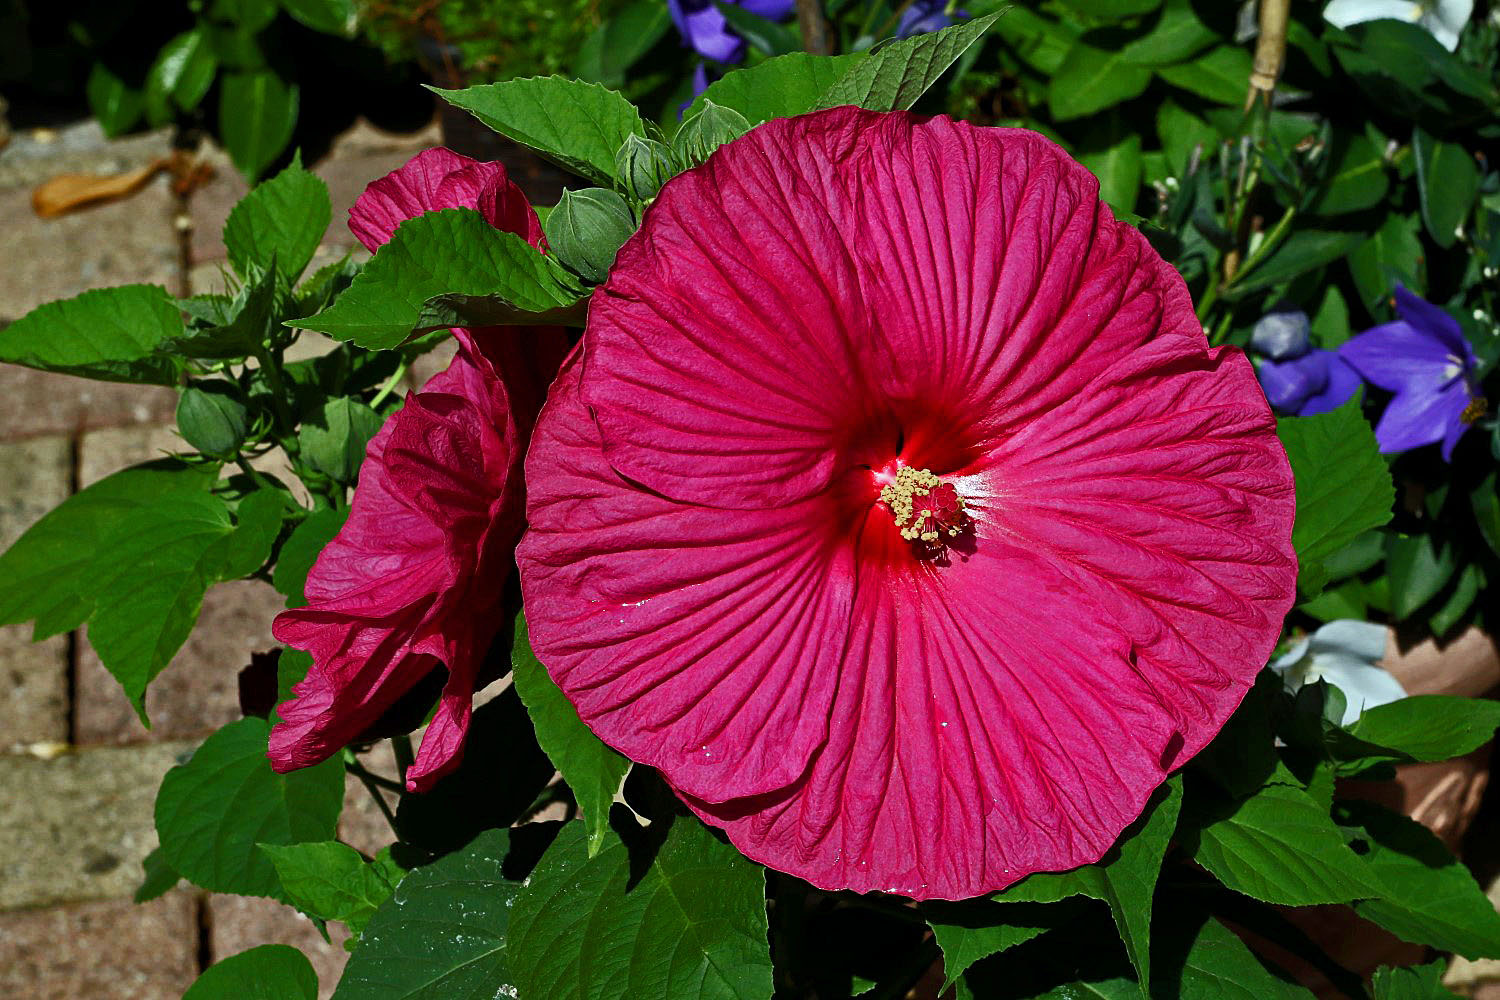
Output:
[{"xmin": 543, "ymin": 187, "xmax": 638, "ymax": 285}]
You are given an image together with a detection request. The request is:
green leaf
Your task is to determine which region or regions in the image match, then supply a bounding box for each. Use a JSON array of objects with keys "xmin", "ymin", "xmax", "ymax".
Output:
[
  {"xmin": 1156, "ymin": 914, "xmax": 1314, "ymax": 1000},
  {"xmin": 509, "ymin": 816, "xmax": 774, "ymax": 1000},
  {"xmin": 279, "ymin": 0, "xmax": 358, "ymax": 35},
  {"xmin": 1156, "ymin": 100, "xmax": 1215, "ymax": 174},
  {"xmin": 923, "ymin": 900, "xmax": 1054, "ymax": 991},
  {"xmin": 145, "ymin": 29, "xmax": 218, "ymax": 124},
  {"xmin": 1229, "ymin": 230, "xmax": 1364, "ymax": 295},
  {"xmin": 1349, "ymin": 213, "xmax": 1423, "ymax": 313},
  {"xmin": 1120, "ymin": 0, "xmax": 1214, "ymax": 65},
  {"xmin": 260, "ymin": 841, "xmax": 398, "ymax": 934},
  {"xmin": 1413, "ymin": 127, "xmax": 1481, "ymax": 249},
  {"xmin": 574, "ymin": 0, "xmax": 673, "ymax": 87},
  {"xmin": 0, "ymin": 284, "xmax": 184, "ymax": 385},
  {"xmin": 689, "ymin": 52, "xmax": 864, "ymax": 125},
  {"xmin": 1187, "ymin": 782, "xmax": 1383, "ymax": 905},
  {"xmin": 1058, "ymin": 0, "xmax": 1161, "ymax": 17},
  {"xmin": 1307, "ymin": 133, "xmax": 1389, "ymax": 216},
  {"xmin": 1372, "ymin": 960, "xmax": 1461, "ymax": 1000},
  {"xmin": 511, "ymin": 613, "xmax": 629, "ymax": 857},
  {"xmin": 1277, "ymin": 400, "xmax": 1395, "ymax": 595},
  {"xmin": 183, "ymin": 944, "xmax": 318, "ymax": 1000},
  {"xmin": 167, "ymin": 256, "xmax": 281, "ymax": 360},
  {"xmin": 1077, "ymin": 112, "xmax": 1143, "ymax": 215},
  {"xmin": 87, "ymin": 62, "xmax": 144, "ymax": 137},
  {"xmin": 298, "ymin": 397, "xmax": 383, "ymax": 484},
  {"xmin": 224, "ymin": 156, "xmax": 332, "ymax": 285},
  {"xmin": 135, "ymin": 846, "xmax": 183, "ymax": 903},
  {"xmin": 294, "ymin": 208, "xmax": 584, "ymax": 349},
  {"xmin": 992, "ymin": 7, "xmax": 1078, "ymax": 75},
  {"xmin": 1346, "ymin": 695, "xmax": 1500, "ymax": 763},
  {"xmin": 1156, "ymin": 44, "xmax": 1253, "ymax": 105},
  {"xmin": 332, "ymin": 828, "xmax": 521, "ymax": 1000},
  {"xmin": 220, "ymin": 69, "xmax": 299, "ymax": 181},
  {"xmin": 985, "ymin": 779, "xmax": 1181, "ymax": 997},
  {"xmin": 273, "ymin": 507, "xmax": 349, "ymax": 606},
  {"xmin": 1048, "ymin": 38, "xmax": 1153, "ymax": 121},
  {"xmin": 1386, "ymin": 533, "xmax": 1457, "ymax": 620},
  {"xmin": 155, "ymin": 716, "xmax": 344, "ymax": 898},
  {"xmin": 814, "ymin": 13, "xmax": 1001, "ymax": 113},
  {"xmin": 434, "ymin": 76, "xmax": 645, "ymax": 187},
  {"xmin": 0, "ymin": 462, "xmax": 287, "ymax": 717},
  {"xmin": 1341, "ymin": 802, "xmax": 1500, "ymax": 958}
]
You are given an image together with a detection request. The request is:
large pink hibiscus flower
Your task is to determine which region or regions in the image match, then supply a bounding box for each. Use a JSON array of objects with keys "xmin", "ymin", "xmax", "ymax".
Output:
[
  {"xmin": 271, "ymin": 149, "xmax": 567, "ymax": 791},
  {"xmin": 517, "ymin": 108, "xmax": 1297, "ymax": 899}
]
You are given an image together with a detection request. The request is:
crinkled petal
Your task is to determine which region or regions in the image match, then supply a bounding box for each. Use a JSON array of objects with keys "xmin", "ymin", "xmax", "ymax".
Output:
[
  {"xmin": 1340, "ymin": 321, "xmax": 1461, "ymax": 394},
  {"xmin": 985, "ymin": 338, "xmax": 1297, "ymax": 768},
  {"xmin": 348, "ymin": 147, "xmax": 543, "ymax": 253},
  {"xmin": 685, "ymin": 536, "xmax": 1178, "ymax": 899},
  {"xmin": 1372, "ymin": 379, "xmax": 1469, "ymax": 455},
  {"xmin": 520, "ymin": 354, "xmax": 855, "ymax": 803}
]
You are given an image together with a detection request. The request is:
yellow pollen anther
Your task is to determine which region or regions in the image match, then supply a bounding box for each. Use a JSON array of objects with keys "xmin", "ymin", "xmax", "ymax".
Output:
[
  {"xmin": 878, "ymin": 466, "xmax": 967, "ymax": 547},
  {"xmin": 1462, "ymin": 397, "xmax": 1488, "ymax": 424}
]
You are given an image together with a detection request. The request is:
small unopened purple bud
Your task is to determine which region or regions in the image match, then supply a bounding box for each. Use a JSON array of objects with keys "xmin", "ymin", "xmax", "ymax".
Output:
[{"xmin": 1251, "ymin": 307, "xmax": 1311, "ymax": 360}]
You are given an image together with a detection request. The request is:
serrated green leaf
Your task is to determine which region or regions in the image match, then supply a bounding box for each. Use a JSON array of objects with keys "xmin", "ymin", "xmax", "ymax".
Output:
[
  {"xmin": 1157, "ymin": 44, "xmax": 1253, "ymax": 105},
  {"xmin": 183, "ymin": 944, "xmax": 318, "ymax": 1000},
  {"xmin": 1386, "ymin": 533, "xmax": 1457, "ymax": 620},
  {"xmin": 260, "ymin": 841, "xmax": 398, "ymax": 934},
  {"xmin": 814, "ymin": 13, "xmax": 1000, "ymax": 112},
  {"xmin": 273, "ymin": 507, "xmax": 349, "ymax": 607},
  {"xmin": 1048, "ymin": 37, "xmax": 1153, "ymax": 120},
  {"xmin": 220, "ymin": 69, "xmax": 299, "ymax": 181},
  {"xmin": 224, "ymin": 157, "xmax": 331, "ymax": 284},
  {"xmin": 155, "ymin": 716, "xmax": 344, "ymax": 898},
  {"xmin": 1120, "ymin": 0, "xmax": 1214, "ymax": 65},
  {"xmin": 688, "ymin": 51, "xmax": 865, "ymax": 124},
  {"xmin": 1277, "ymin": 400, "xmax": 1395, "ymax": 595},
  {"xmin": 1371, "ymin": 960, "xmax": 1461, "ymax": 1000},
  {"xmin": 332, "ymin": 828, "xmax": 520, "ymax": 1000},
  {"xmin": 1188, "ymin": 782, "xmax": 1384, "ymax": 905},
  {"xmin": 293, "ymin": 208, "xmax": 584, "ymax": 349},
  {"xmin": 434, "ymin": 76, "xmax": 645, "ymax": 187},
  {"xmin": 509, "ymin": 816, "xmax": 773, "ymax": 1000},
  {"xmin": 1341, "ymin": 802, "xmax": 1500, "ymax": 959},
  {"xmin": 1414, "ymin": 127, "xmax": 1481, "ymax": 250},
  {"xmin": 165, "ymin": 256, "xmax": 281, "ymax": 360},
  {"xmin": 0, "ymin": 284, "xmax": 184, "ymax": 385},
  {"xmin": 511, "ymin": 613, "xmax": 629, "ymax": 857},
  {"xmin": 1157, "ymin": 914, "xmax": 1314, "ymax": 1000},
  {"xmin": 924, "ymin": 900, "xmax": 1055, "ymax": 991}
]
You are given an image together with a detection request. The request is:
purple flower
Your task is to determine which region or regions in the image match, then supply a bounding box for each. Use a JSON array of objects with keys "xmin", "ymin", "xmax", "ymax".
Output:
[
  {"xmin": 1258, "ymin": 348, "xmax": 1362, "ymax": 416},
  {"xmin": 897, "ymin": 0, "xmax": 966, "ymax": 37},
  {"xmin": 1339, "ymin": 286, "xmax": 1485, "ymax": 461},
  {"xmin": 668, "ymin": 0, "xmax": 796, "ymax": 63}
]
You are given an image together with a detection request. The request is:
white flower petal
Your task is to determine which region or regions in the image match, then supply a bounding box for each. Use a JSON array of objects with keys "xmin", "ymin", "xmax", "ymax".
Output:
[{"xmin": 1308, "ymin": 619, "xmax": 1389, "ymax": 662}]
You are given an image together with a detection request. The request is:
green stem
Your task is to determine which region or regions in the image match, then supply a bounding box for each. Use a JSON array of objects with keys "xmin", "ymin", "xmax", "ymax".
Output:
[
  {"xmin": 253, "ymin": 346, "xmax": 301, "ymax": 460},
  {"xmin": 369, "ymin": 357, "xmax": 410, "ymax": 410},
  {"xmin": 391, "ymin": 735, "xmax": 415, "ymax": 785},
  {"xmin": 1223, "ymin": 205, "xmax": 1297, "ymax": 294},
  {"xmin": 344, "ymin": 750, "xmax": 401, "ymax": 832}
]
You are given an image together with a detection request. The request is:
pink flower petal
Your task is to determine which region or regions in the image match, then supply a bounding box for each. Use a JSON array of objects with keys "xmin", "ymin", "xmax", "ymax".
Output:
[
  {"xmin": 348, "ymin": 147, "xmax": 543, "ymax": 253},
  {"xmin": 519, "ymin": 354, "xmax": 852, "ymax": 802}
]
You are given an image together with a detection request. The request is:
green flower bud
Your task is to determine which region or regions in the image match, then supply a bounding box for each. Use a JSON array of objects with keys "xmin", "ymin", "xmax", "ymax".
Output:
[
  {"xmin": 543, "ymin": 187, "xmax": 638, "ymax": 285},
  {"xmin": 615, "ymin": 133, "xmax": 677, "ymax": 201},
  {"xmin": 177, "ymin": 382, "xmax": 249, "ymax": 457},
  {"xmin": 673, "ymin": 101, "xmax": 751, "ymax": 167}
]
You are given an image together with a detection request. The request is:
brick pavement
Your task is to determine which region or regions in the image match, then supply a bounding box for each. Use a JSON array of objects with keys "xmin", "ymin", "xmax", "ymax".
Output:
[{"xmin": 0, "ymin": 115, "xmax": 437, "ymax": 999}]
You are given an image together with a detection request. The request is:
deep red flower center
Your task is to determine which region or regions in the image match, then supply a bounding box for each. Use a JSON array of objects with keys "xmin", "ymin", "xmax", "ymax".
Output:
[{"xmin": 876, "ymin": 464, "xmax": 969, "ymax": 554}]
